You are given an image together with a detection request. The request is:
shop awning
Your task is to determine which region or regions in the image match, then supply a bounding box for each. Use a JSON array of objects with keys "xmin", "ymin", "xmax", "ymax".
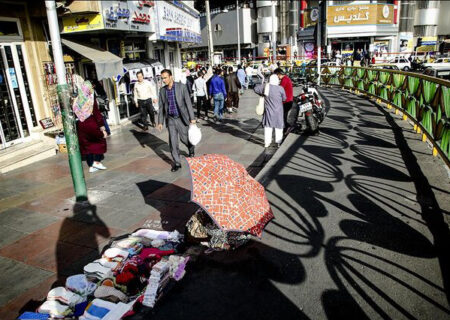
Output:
[{"xmin": 61, "ymin": 39, "xmax": 123, "ymax": 80}]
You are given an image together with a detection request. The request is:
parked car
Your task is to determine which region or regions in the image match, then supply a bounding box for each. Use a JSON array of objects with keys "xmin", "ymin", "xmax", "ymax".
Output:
[
  {"xmin": 423, "ymin": 57, "xmax": 450, "ymax": 68},
  {"xmin": 372, "ymin": 64, "xmax": 400, "ymax": 70},
  {"xmin": 423, "ymin": 66, "xmax": 450, "ymax": 80},
  {"xmin": 384, "ymin": 57, "xmax": 411, "ymax": 71}
]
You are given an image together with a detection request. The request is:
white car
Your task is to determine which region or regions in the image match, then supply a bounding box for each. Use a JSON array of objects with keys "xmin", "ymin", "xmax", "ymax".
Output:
[
  {"xmin": 423, "ymin": 57, "xmax": 450, "ymax": 68},
  {"xmin": 249, "ymin": 64, "xmax": 270, "ymax": 76},
  {"xmin": 386, "ymin": 57, "xmax": 411, "ymax": 71}
]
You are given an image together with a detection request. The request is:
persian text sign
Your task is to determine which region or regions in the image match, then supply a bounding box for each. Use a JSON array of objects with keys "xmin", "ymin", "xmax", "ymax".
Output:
[
  {"xmin": 155, "ymin": 1, "xmax": 201, "ymax": 43},
  {"xmin": 62, "ymin": 14, "xmax": 104, "ymax": 33},
  {"xmin": 327, "ymin": 4, "xmax": 394, "ymax": 26}
]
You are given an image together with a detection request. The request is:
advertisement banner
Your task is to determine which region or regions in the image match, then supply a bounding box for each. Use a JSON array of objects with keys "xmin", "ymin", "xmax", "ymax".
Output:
[
  {"xmin": 155, "ymin": 1, "xmax": 201, "ymax": 43},
  {"xmin": 304, "ymin": 8, "xmax": 319, "ymax": 29},
  {"xmin": 101, "ymin": 0, "xmax": 155, "ymax": 33},
  {"xmin": 327, "ymin": 4, "xmax": 394, "ymax": 26},
  {"xmin": 62, "ymin": 14, "xmax": 104, "ymax": 33}
]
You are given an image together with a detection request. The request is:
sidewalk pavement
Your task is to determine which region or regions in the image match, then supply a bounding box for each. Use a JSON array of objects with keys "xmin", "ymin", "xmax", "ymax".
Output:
[
  {"xmin": 0, "ymin": 88, "xmax": 285, "ymax": 319},
  {"xmin": 1, "ymin": 86, "xmax": 449, "ymax": 319}
]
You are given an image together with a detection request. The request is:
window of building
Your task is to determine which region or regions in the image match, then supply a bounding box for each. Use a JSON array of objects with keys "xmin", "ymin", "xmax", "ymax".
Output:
[{"xmin": 0, "ymin": 18, "xmax": 22, "ymax": 40}]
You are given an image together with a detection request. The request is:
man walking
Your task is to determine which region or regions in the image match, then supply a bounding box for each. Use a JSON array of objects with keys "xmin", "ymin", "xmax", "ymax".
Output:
[
  {"xmin": 245, "ymin": 63, "xmax": 253, "ymax": 88},
  {"xmin": 209, "ymin": 68, "xmax": 227, "ymax": 122},
  {"xmin": 193, "ymin": 70, "xmax": 209, "ymax": 120},
  {"xmin": 274, "ymin": 68, "xmax": 293, "ymax": 133},
  {"xmin": 157, "ymin": 69, "xmax": 196, "ymax": 172},
  {"xmin": 134, "ymin": 71, "xmax": 157, "ymax": 130},
  {"xmin": 236, "ymin": 65, "xmax": 246, "ymax": 92},
  {"xmin": 225, "ymin": 66, "xmax": 241, "ymax": 113}
]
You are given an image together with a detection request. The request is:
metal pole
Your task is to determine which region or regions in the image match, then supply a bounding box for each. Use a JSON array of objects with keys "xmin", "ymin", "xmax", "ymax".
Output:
[
  {"xmin": 317, "ymin": 0, "xmax": 321, "ymax": 86},
  {"xmin": 236, "ymin": 0, "xmax": 241, "ymax": 65},
  {"xmin": 205, "ymin": 0, "xmax": 214, "ymax": 66},
  {"xmin": 45, "ymin": 0, "xmax": 88, "ymax": 201},
  {"xmin": 271, "ymin": 1, "xmax": 277, "ymax": 62}
]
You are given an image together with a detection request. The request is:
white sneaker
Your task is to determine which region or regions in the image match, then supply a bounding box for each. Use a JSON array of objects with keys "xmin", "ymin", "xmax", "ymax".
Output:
[
  {"xmin": 93, "ymin": 162, "xmax": 107, "ymax": 170},
  {"xmin": 89, "ymin": 167, "xmax": 99, "ymax": 173}
]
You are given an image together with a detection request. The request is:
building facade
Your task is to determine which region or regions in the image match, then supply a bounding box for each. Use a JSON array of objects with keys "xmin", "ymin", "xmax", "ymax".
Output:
[
  {"xmin": 0, "ymin": 1, "xmax": 53, "ymax": 151},
  {"xmin": 183, "ymin": 4, "xmax": 257, "ymax": 63}
]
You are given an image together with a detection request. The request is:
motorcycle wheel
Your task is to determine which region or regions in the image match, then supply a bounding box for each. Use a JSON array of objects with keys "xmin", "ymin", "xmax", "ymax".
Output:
[{"xmin": 306, "ymin": 113, "xmax": 318, "ymax": 133}]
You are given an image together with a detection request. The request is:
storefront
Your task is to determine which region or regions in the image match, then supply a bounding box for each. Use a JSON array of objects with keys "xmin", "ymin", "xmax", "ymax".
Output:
[
  {"xmin": 326, "ymin": 3, "xmax": 398, "ymax": 58},
  {"xmin": 60, "ymin": 0, "xmax": 156, "ymax": 125},
  {"xmin": 0, "ymin": 1, "xmax": 51, "ymax": 150}
]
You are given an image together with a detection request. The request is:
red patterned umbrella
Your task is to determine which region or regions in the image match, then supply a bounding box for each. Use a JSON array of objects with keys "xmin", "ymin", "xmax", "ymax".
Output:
[{"xmin": 185, "ymin": 154, "xmax": 274, "ymax": 238}]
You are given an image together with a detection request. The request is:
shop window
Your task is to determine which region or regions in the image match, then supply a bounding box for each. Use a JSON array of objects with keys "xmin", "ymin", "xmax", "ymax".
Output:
[
  {"xmin": 123, "ymin": 39, "xmax": 147, "ymax": 62},
  {"xmin": 0, "ymin": 20, "xmax": 20, "ymax": 37},
  {"xmin": 0, "ymin": 19, "xmax": 22, "ymax": 40},
  {"xmin": 169, "ymin": 51, "xmax": 174, "ymax": 65}
]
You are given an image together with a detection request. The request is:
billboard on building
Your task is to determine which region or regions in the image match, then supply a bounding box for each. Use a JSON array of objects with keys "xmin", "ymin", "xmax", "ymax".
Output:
[
  {"xmin": 62, "ymin": 14, "xmax": 104, "ymax": 33},
  {"xmin": 327, "ymin": 4, "xmax": 394, "ymax": 26},
  {"xmin": 155, "ymin": 1, "xmax": 201, "ymax": 43},
  {"xmin": 100, "ymin": 0, "xmax": 155, "ymax": 33}
]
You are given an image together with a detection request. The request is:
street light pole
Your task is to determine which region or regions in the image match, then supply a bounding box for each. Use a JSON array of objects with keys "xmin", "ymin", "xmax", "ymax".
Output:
[
  {"xmin": 317, "ymin": 0, "xmax": 321, "ymax": 86},
  {"xmin": 236, "ymin": 0, "xmax": 241, "ymax": 65},
  {"xmin": 45, "ymin": 0, "xmax": 88, "ymax": 201},
  {"xmin": 205, "ymin": 0, "xmax": 214, "ymax": 66},
  {"xmin": 271, "ymin": 1, "xmax": 277, "ymax": 62}
]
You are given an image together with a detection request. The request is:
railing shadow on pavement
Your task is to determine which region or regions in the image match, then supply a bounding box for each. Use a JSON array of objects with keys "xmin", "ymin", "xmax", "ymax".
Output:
[
  {"xmin": 134, "ymin": 178, "xmax": 313, "ymax": 319},
  {"xmin": 257, "ymin": 87, "xmax": 450, "ymax": 318}
]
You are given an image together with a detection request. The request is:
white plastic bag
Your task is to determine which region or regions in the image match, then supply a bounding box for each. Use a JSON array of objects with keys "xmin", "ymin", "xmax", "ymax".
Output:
[
  {"xmin": 255, "ymin": 96, "xmax": 265, "ymax": 115},
  {"xmin": 188, "ymin": 124, "xmax": 202, "ymax": 146}
]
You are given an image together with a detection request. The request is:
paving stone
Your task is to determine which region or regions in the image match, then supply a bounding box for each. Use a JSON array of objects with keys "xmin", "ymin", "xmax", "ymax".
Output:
[
  {"xmin": 0, "ymin": 207, "xmax": 60, "ymax": 234},
  {"xmin": 0, "ymin": 257, "xmax": 52, "ymax": 306},
  {"xmin": 0, "ymin": 225, "xmax": 26, "ymax": 248}
]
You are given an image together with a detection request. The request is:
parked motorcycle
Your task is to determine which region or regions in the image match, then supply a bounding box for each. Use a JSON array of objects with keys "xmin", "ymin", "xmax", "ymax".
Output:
[{"xmin": 289, "ymin": 82, "xmax": 325, "ymax": 134}]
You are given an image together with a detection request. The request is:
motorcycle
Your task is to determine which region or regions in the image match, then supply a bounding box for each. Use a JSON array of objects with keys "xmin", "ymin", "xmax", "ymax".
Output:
[{"xmin": 289, "ymin": 82, "xmax": 325, "ymax": 134}]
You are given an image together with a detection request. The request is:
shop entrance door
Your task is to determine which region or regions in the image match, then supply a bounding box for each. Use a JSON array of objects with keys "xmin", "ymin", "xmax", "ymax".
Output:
[{"xmin": 0, "ymin": 43, "xmax": 35, "ymax": 149}]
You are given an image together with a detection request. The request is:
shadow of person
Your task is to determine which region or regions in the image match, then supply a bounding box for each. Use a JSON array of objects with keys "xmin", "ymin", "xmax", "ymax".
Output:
[
  {"xmin": 136, "ymin": 179, "xmax": 196, "ymax": 233},
  {"xmin": 54, "ymin": 201, "xmax": 110, "ymax": 286},
  {"xmin": 151, "ymin": 240, "xmax": 310, "ymax": 320},
  {"xmin": 130, "ymin": 129, "xmax": 173, "ymax": 165}
]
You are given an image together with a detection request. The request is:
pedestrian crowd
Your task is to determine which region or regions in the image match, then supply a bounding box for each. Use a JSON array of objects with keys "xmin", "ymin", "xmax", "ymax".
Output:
[{"xmin": 72, "ymin": 60, "xmax": 294, "ymax": 174}]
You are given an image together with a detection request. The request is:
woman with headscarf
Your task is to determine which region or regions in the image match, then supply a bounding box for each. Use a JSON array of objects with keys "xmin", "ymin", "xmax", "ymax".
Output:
[
  {"xmin": 72, "ymin": 79, "xmax": 108, "ymax": 173},
  {"xmin": 254, "ymin": 74, "xmax": 286, "ymax": 148}
]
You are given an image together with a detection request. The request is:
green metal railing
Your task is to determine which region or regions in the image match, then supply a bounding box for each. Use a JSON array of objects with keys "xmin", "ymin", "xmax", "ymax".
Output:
[{"xmin": 306, "ymin": 66, "xmax": 450, "ymax": 167}]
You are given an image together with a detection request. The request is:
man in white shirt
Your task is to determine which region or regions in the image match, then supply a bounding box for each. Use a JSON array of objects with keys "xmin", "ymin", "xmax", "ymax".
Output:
[
  {"xmin": 193, "ymin": 70, "xmax": 209, "ymax": 120},
  {"xmin": 133, "ymin": 71, "xmax": 157, "ymax": 130},
  {"xmin": 245, "ymin": 64, "xmax": 253, "ymax": 88},
  {"xmin": 257, "ymin": 64, "xmax": 265, "ymax": 84}
]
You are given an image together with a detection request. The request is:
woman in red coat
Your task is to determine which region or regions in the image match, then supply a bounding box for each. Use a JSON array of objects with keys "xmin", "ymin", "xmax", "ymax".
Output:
[{"xmin": 73, "ymin": 80, "xmax": 107, "ymax": 173}]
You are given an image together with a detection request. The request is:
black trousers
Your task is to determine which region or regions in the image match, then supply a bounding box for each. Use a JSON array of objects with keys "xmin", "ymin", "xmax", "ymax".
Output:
[
  {"xmin": 283, "ymin": 101, "xmax": 294, "ymax": 130},
  {"xmin": 196, "ymin": 96, "xmax": 208, "ymax": 118},
  {"xmin": 138, "ymin": 98, "xmax": 155, "ymax": 126},
  {"xmin": 86, "ymin": 154, "xmax": 103, "ymax": 167}
]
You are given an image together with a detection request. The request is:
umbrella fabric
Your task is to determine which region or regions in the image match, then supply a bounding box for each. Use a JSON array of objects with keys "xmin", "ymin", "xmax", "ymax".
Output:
[{"xmin": 186, "ymin": 154, "xmax": 274, "ymax": 238}]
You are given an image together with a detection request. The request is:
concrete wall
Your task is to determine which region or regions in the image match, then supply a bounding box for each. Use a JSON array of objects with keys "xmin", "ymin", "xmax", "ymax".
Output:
[
  {"xmin": 194, "ymin": 8, "xmax": 256, "ymax": 47},
  {"xmin": 437, "ymin": 0, "xmax": 450, "ymax": 36}
]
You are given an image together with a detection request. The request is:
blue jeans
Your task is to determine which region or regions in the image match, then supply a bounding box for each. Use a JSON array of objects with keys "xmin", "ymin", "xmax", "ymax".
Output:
[
  {"xmin": 213, "ymin": 93, "xmax": 224, "ymax": 119},
  {"xmin": 246, "ymin": 75, "xmax": 253, "ymax": 88}
]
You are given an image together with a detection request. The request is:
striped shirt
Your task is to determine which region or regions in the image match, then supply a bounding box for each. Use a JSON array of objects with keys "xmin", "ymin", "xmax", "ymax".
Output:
[{"xmin": 166, "ymin": 84, "xmax": 179, "ymax": 117}]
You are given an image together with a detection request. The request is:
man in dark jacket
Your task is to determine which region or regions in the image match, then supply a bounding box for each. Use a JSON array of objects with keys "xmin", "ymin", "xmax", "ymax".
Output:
[
  {"xmin": 225, "ymin": 66, "xmax": 242, "ymax": 113},
  {"xmin": 157, "ymin": 69, "xmax": 196, "ymax": 172}
]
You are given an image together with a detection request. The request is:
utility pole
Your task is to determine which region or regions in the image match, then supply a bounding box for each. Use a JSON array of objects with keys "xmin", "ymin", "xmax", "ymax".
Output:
[
  {"xmin": 236, "ymin": 0, "xmax": 241, "ymax": 65},
  {"xmin": 317, "ymin": 0, "xmax": 321, "ymax": 86},
  {"xmin": 205, "ymin": 0, "xmax": 214, "ymax": 66},
  {"xmin": 271, "ymin": 0, "xmax": 277, "ymax": 62},
  {"xmin": 45, "ymin": 0, "xmax": 88, "ymax": 201}
]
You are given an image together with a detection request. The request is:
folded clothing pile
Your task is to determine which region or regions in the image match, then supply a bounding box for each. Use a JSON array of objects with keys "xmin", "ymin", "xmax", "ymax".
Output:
[{"xmin": 22, "ymin": 229, "xmax": 190, "ymax": 319}]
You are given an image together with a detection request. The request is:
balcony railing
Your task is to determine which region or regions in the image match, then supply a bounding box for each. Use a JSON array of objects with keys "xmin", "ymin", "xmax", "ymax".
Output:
[{"xmin": 305, "ymin": 66, "xmax": 450, "ymax": 166}]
